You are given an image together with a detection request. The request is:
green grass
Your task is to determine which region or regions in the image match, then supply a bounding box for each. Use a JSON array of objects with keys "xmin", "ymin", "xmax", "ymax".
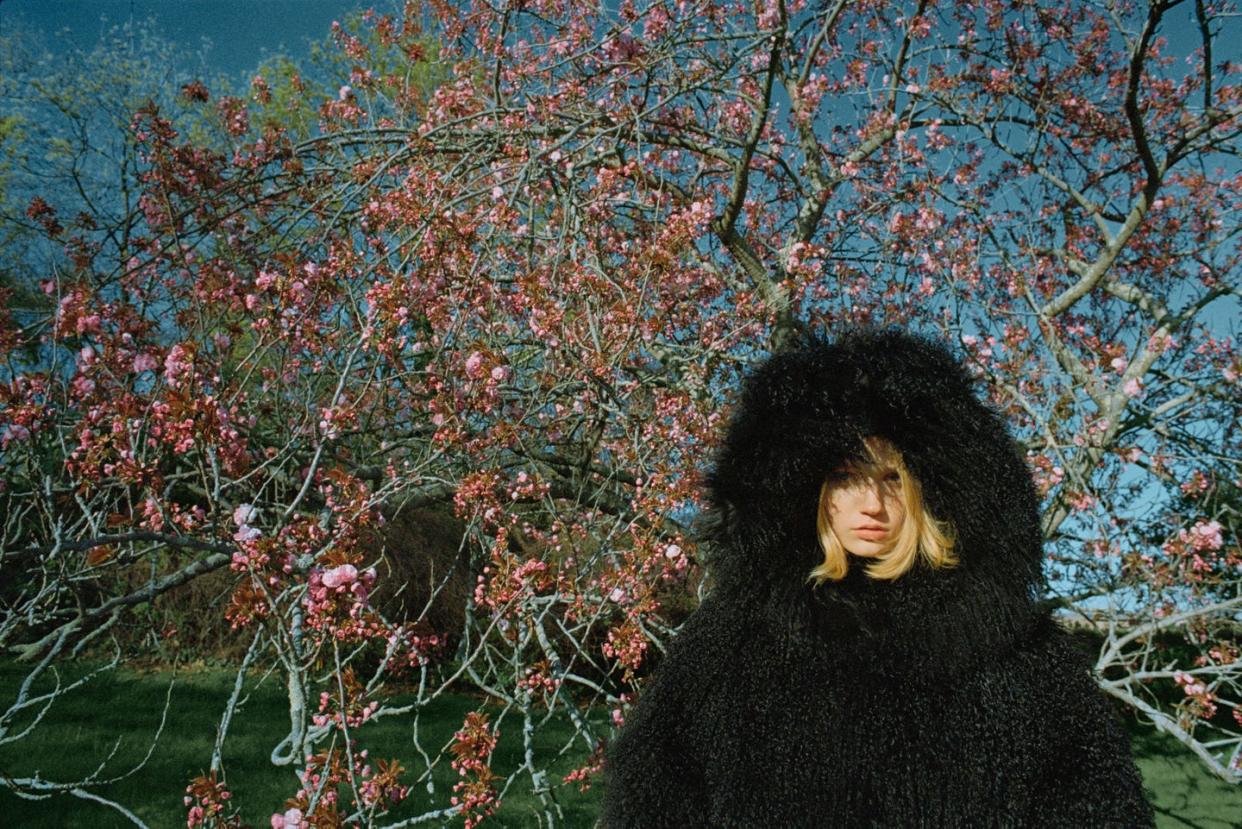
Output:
[
  {"xmin": 1128, "ymin": 724, "xmax": 1242, "ymax": 829},
  {"xmin": 1, "ymin": 660, "xmax": 1238, "ymax": 827},
  {"xmin": 0, "ymin": 660, "xmax": 603, "ymax": 827}
]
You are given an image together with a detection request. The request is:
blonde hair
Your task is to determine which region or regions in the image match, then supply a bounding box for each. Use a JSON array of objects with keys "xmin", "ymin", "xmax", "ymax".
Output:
[{"xmin": 808, "ymin": 436, "xmax": 957, "ymax": 584}]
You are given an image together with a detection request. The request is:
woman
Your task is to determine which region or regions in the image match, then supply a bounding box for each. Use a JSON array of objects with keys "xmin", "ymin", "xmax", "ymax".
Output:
[{"xmin": 601, "ymin": 329, "xmax": 1153, "ymax": 827}]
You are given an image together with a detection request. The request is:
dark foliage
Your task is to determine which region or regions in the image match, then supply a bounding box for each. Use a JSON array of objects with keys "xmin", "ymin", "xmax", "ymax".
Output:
[{"xmin": 369, "ymin": 504, "xmax": 474, "ymax": 651}]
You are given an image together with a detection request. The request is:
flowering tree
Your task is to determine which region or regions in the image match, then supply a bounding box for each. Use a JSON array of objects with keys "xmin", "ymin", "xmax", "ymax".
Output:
[{"xmin": 1, "ymin": 0, "xmax": 1239, "ymax": 824}]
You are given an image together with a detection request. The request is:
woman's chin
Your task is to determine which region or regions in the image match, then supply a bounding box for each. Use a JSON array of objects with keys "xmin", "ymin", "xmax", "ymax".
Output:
[{"xmin": 845, "ymin": 542, "xmax": 891, "ymax": 558}]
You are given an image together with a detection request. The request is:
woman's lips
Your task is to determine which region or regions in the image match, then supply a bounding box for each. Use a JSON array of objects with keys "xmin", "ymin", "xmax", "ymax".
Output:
[{"xmin": 853, "ymin": 527, "xmax": 889, "ymax": 540}]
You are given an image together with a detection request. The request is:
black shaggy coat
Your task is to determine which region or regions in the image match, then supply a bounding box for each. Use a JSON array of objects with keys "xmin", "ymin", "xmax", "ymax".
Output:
[{"xmin": 601, "ymin": 330, "xmax": 1153, "ymax": 828}]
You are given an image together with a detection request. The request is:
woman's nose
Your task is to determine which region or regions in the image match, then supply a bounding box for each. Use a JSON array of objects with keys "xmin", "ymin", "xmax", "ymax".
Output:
[{"xmin": 859, "ymin": 482, "xmax": 884, "ymax": 512}]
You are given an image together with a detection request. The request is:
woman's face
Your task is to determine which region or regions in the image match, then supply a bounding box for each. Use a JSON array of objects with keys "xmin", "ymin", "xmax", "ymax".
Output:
[{"xmin": 825, "ymin": 452, "xmax": 907, "ymax": 558}]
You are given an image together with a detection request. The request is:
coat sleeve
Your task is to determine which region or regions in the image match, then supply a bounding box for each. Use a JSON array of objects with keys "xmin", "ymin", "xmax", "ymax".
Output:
[
  {"xmin": 1024, "ymin": 630, "xmax": 1155, "ymax": 828},
  {"xmin": 599, "ymin": 603, "xmax": 727, "ymax": 829}
]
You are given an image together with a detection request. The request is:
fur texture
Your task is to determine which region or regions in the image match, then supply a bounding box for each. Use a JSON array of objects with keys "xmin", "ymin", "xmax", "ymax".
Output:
[{"xmin": 601, "ymin": 329, "xmax": 1153, "ymax": 828}]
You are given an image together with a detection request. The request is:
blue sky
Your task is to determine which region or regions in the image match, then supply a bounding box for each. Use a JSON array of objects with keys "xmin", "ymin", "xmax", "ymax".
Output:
[
  {"xmin": 0, "ymin": 0, "xmax": 391, "ymax": 78},
  {"xmin": 5, "ymin": 0, "xmax": 1231, "ymax": 80}
]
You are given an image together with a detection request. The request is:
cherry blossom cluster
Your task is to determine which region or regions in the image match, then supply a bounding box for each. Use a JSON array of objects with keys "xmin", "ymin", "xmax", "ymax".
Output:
[
  {"xmin": 517, "ymin": 659, "xmax": 563, "ymax": 698},
  {"xmin": 1173, "ymin": 671, "xmax": 1219, "ymax": 724},
  {"xmin": 561, "ymin": 740, "xmax": 607, "ymax": 792},
  {"xmin": 312, "ymin": 668, "xmax": 380, "ymax": 730},
  {"xmin": 266, "ymin": 745, "xmax": 408, "ymax": 827},
  {"xmin": 449, "ymin": 712, "xmax": 499, "ymax": 829},
  {"xmin": 1162, "ymin": 519, "xmax": 1231, "ymax": 583},
  {"xmin": 184, "ymin": 772, "xmax": 243, "ymax": 829}
]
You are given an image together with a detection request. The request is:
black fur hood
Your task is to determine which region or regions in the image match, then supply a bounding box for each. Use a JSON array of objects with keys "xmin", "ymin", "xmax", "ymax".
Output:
[
  {"xmin": 603, "ymin": 327, "xmax": 1156, "ymax": 827},
  {"xmin": 701, "ymin": 329, "xmax": 1047, "ymax": 674}
]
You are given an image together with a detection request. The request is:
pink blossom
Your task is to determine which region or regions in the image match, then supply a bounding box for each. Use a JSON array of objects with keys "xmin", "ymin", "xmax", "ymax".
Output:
[
  {"xmin": 1174, "ymin": 671, "xmax": 1208, "ymax": 697},
  {"xmin": 132, "ymin": 353, "xmax": 158, "ymax": 373},
  {"xmin": 71, "ymin": 375, "xmax": 96, "ymax": 397},
  {"xmin": 664, "ymin": 544, "xmax": 682, "ymax": 559},
  {"xmin": 318, "ymin": 407, "xmax": 340, "ymax": 439},
  {"xmin": 1123, "ymin": 377, "xmax": 1143, "ymax": 397},
  {"xmin": 465, "ymin": 350, "xmax": 486, "ymax": 380},
  {"xmin": 271, "ymin": 807, "xmax": 305, "ymax": 829},
  {"xmin": 757, "ymin": 0, "xmax": 781, "ymax": 28},
  {"xmin": 163, "ymin": 344, "xmax": 194, "ymax": 388},
  {"xmin": 323, "ymin": 563, "xmax": 359, "ymax": 589},
  {"xmin": 914, "ymin": 207, "xmax": 941, "ymax": 233},
  {"xmin": 233, "ymin": 504, "xmax": 258, "ymax": 526},
  {"xmin": 141, "ymin": 496, "xmax": 165, "ymax": 532},
  {"xmin": 987, "ymin": 67, "xmax": 1012, "ymax": 91},
  {"xmin": 230, "ymin": 504, "xmax": 261, "ymax": 542},
  {"xmin": 1189, "ymin": 520, "xmax": 1223, "ymax": 552},
  {"xmin": 233, "ymin": 526, "xmax": 260, "ymax": 543},
  {"xmin": 1069, "ymin": 491, "xmax": 1096, "ymax": 511},
  {"xmin": 1110, "ymin": 356, "xmax": 1128, "ymax": 373}
]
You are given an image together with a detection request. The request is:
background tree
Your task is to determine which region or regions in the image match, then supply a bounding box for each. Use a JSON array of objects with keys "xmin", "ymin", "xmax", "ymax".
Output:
[{"xmin": 1, "ymin": 0, "xmax": 1238, "ymax": 825}]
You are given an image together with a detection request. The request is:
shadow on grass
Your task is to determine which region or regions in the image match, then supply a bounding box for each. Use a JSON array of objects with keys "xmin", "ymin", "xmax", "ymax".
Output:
[{"xmin": 1126, "ymin": 716, "xmax": 1242, "ymax": 829}]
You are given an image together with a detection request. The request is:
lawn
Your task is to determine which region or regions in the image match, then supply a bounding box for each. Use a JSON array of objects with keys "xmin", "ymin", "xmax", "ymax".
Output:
[
  {"xmin": 1, "ymin": 660, "xmax": 1237, "ymax": 827},
  {"xmin": 0, "ymin": 659, "xmax": 604, "ymax": 827}
]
